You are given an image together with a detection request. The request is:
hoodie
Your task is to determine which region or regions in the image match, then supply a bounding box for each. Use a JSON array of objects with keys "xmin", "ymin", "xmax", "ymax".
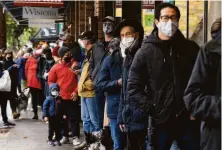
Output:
[{"xmin": 43, "ymin": 83, "xmax": 63, "ymax": 117}]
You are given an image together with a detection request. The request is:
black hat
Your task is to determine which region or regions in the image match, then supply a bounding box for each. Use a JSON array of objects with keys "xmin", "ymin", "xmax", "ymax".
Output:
[
  {"xmin": 58, "ymin": 46, "xmax": 70, "ymax": 58},
  {"xmin": 102, "ymin": 16, "xmax": 115, "ymax": 23},
  {"xmin": 114, "ymin": 19, "xmax": 144, "ymax": 38},
  {"xmin": 60, "ymin": 33, "xmax": 74, "ymax": 41},
  {"xmin": 78, "ymin": 31, "xmax": 96, "ymax": 40}
]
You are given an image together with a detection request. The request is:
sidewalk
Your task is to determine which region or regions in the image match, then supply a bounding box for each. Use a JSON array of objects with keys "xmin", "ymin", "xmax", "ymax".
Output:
[{"xmin": 0, "ymin": 102, "xmax": 83, "ymax": 150}]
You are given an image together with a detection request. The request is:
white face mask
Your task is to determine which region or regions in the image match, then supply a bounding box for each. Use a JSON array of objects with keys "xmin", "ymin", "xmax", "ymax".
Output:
[
  {"xmin": 119, "ymin": 37, "xmax": 135, "ymax": 58},
  {"xmin": 51, "ymin": 91, "xmax": 59, "ymax": 97},
  {"xmin": 121, "ymin": 37, "xmax": 134, "ymax": 48},
  {"xmin": 59, "ymin": 41, "xmax": 63, "ymax": 47},
  {"xmin": 157, "ymin": 20, "xmax": 178, "ymax": 37}
]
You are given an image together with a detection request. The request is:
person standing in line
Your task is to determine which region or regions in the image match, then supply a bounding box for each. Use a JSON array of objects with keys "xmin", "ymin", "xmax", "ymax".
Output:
[
  {"xmin": 2, "ymin": 49, "xmax": 20, "ymax": 119},
  {"xmin": 43, "ymin": 83, "xmax": 63, "ymax": 147},
  {"xmin": 126, "ymin": 3, "xmax": 200, "ymax": 150},
  {"xmin": 97, "ymin": 38, "xmax": 125, "ymax": 150},
  {"xmin": 76, "ymin": 31, "xmax": 100, "ymax": 149},
  {"xmin": 115, "ymin": 19, "xmax": 146, "ymax": 150},
  {"xmin": 25, "ymin": 49, "xmax": 42, "ymax": 120},
  {"xmin": 89, "ymin": 16, "xmax": 116, "ymax": 130},
  {"xmin": 48, "ymin": 46, "xmax": 81, "ymax": 146},
  {"xmin": 184, "ymin": 18, "xmax": 221, "ymax": 150}
]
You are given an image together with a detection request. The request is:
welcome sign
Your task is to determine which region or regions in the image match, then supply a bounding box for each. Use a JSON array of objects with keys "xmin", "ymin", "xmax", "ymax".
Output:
[{"xmin": 23, "ymin": 7, "xmax": 58, "ymax": 19}]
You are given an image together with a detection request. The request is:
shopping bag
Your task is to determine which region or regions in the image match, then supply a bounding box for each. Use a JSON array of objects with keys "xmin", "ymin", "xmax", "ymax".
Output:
[{"xmin": 0, "ymin": 70, "xmax": 11, "ymax": 92}]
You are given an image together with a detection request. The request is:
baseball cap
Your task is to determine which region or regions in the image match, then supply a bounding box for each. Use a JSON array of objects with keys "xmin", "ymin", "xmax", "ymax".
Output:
[{"xmin": 78, "ymin": 31, "xmax": 96, "ymax": 40}]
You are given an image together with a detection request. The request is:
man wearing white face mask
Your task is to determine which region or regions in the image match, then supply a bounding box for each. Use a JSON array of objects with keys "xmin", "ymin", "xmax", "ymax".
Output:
[
  {"xmin": 115, "ymin": 18, "xmax": 147, "ymax": 150},
  {"xmin": 126, "ymin": 3, "xmax": 200, "ymax": 150}
]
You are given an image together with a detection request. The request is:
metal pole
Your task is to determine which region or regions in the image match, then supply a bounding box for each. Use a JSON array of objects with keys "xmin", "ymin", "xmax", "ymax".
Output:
[
  {"xmin": 204, "ymin": 1, "xmax": 208, "ymax": 43},
  {"xmin": 186, "ymin": 0, "xmax": 189, "ymax": 39}
]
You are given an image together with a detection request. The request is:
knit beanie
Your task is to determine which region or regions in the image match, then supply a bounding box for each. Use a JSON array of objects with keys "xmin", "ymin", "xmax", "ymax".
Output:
[{"xmin": 58, "ymin": 46, "xmax": 70, "ymax": 58}]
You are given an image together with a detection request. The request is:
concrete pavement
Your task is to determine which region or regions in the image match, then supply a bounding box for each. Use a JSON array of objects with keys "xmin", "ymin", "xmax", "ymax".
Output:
[{"xmin": 0, "ymin": 102, "xmax": 82, "ymax": 150}]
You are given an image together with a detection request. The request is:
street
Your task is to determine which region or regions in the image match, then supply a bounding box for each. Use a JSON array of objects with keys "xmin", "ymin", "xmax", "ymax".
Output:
[{"xmin": 0, "ymin": 102, "xmax": 80, "ymax": 150}]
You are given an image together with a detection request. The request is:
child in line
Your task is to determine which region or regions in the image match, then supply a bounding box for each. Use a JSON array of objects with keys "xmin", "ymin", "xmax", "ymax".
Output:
[{"xmin": 43, "ymin": 83, "xmax": 65, "ymax": 146}]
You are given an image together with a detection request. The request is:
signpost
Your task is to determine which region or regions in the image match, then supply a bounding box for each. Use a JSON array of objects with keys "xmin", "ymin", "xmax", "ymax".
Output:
[
  {"xmin": 29, "ymin": 19, "xmax": 55, "ymax": 28},
  {"xmin": 23, "ymin": 7, "xmax": 58, "ymax": 19}
]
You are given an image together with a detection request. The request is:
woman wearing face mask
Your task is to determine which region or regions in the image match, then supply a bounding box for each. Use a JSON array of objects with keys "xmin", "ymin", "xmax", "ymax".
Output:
[
  {"xmin": 2, "ymin": 49, "xmax": 20, "ymax": 119},
  {"xmin": 48, "ymin": 46, "xmax": 81, "ymax": 146}
]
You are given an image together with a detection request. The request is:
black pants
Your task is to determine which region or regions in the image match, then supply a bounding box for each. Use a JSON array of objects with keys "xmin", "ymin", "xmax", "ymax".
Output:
[
  {"xmin": 9, "ymin": 96, "xmax": 17, "ymax": 113},
  {"xmin": 29, "ymin": 87, "xmax": 41, "ymax": 115},
  {"xmin": 48, "ymin": 116, "xmax": 61, "ymax": 141},
  {"xmin": 126, "ymin": 130, "xmax": 147, "ymax": 150},
  {"xmin": 0, "ymin": 92, "xmax": 8, "ymax": 123},
  {"xmin": 62, "ymin": 100, "xmax": 80, "ymax": 137}
]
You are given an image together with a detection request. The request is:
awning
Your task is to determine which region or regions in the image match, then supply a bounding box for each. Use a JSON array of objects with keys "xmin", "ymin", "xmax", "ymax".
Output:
[{"xmin": 0, "ymin": 1, "xmax": 67, "ymax": 25}]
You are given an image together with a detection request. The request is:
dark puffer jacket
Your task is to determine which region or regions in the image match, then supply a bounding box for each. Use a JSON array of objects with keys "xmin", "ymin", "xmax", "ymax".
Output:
[
  {"xmin": 126, "ymin": 29, "xmax": 199, "ymax": 126},
  {"xmin": 184, "ymin": 39, "xmax": 221, "ymax": 150}
]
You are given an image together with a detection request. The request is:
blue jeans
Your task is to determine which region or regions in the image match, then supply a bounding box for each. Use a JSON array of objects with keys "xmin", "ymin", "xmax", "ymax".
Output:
[
  {"xmin": 110, "ymin": 119, "xmax": 125, "ymax": 150},
  {"xmin": 95, "ymin": 92, "xmax": 105, "ymax": 129},
  {"xmin": 81, "ymin": 97, "xmax": 101, "ymax": 133}
]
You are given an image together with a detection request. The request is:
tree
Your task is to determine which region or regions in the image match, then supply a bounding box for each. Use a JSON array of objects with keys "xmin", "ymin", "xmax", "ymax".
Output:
[{"xmin": 6, "ymin": 12, "xmax": 37, "ymax": 50}]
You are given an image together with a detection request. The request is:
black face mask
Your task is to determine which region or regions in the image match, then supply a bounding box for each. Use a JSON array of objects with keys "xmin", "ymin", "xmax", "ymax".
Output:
[
  {"xmin": 6, "ymin": 56, "xmax": 13, "ymax": 61},
  {"xmin": 45, "ymin": 53, "xmax": 52, "ymax": 60},
  {"xmin": 64, "ymin": 56, "xmax": 71, "ymax": 63},
  {"xmin": 63, "ymin": 42, "xmax": 71, "ymax": 48}
]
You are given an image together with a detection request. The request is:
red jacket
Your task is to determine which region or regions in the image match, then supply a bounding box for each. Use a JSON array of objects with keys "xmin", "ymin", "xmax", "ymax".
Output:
[
  {"xmin": 48, "ymin": 61, "xmax": 78, "ymax": 100},
  {"xmin": 25, "ymin": 56, "xmax": 41, "ymax": 89}
]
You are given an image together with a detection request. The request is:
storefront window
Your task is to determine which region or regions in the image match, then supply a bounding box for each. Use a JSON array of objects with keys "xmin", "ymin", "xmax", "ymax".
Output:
[
  {"xmin": 175, "ymin": 1, "xmax": 187, "ymax": 37},
  {"xmin": 142, "ymin": 0, "xmax": 155, "ymax": 36},
  {"xmin": 116, "ymin": 1, "xmax": 122, "ymax": 17}
]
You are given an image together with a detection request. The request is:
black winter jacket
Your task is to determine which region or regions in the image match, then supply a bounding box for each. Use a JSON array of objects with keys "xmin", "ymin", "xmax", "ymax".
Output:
[
  {"xmin": 127, "ymin": 29, "xmax": 199, "ymax": 125},
  {"xmin": 184, "ymin": 39, "xmax": 221, "ymax": 150}
]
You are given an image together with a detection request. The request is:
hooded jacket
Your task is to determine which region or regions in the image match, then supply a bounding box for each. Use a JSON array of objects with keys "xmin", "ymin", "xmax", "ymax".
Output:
[
  {"xmin": 48, "ymin": 61, "xmax": 78, "ymax": 100},
  {"xmin": 126, "ymin": 29, "xmax": 199, "ymax": 126},
  {"xmin": 184, "ymin": 38, "xmax": 221, "ymax": 150},
  {"xmin": 43, "ymin": 83, "xmax": 63, "ymax": 117}
]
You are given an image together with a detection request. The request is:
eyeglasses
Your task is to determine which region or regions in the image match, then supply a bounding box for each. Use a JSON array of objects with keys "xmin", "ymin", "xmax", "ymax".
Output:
[{"xmin": 160, "ymin": 15, "xmax": 178, "ymax": 22}]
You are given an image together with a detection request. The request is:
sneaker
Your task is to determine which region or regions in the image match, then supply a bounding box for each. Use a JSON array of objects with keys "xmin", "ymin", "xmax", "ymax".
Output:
[
  {"xmin": 3, "ymin": 121, "xmax": 16, "ymax": 127},
  {"xmin": 32, "ymin": 115, "xmax": 38, "ymax": 120},
  {"xmin": 48, "ymin": 140, "xmax": 55, "ymax": 146},
  {"xmin": 73, "ymin": 137, "xmax": 81, "ymax": 146},
  {"xmin": 54, "ymin": 140, "xmax": 62, "ymax": 146},
  {"xmin": 60, "ymin": 136, "xmax": 69, "ymax": 144},
  {"xmin": 73, "ymin": 140, "xmax": 87, "ymax": 150}
]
